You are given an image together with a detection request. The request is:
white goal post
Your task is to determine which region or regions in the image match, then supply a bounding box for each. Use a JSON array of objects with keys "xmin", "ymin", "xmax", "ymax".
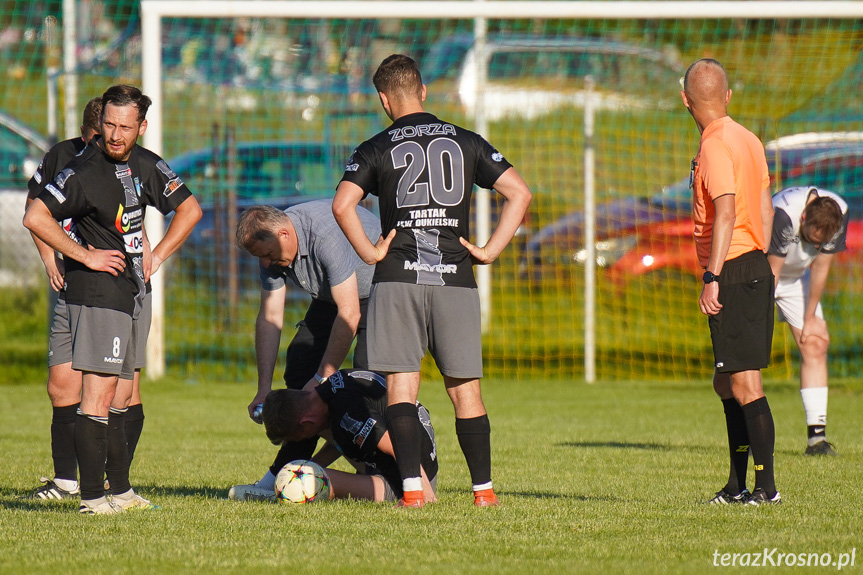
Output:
[{"xmin": 140, "ymin": 0, "xmax": 863, "ymax": 380}]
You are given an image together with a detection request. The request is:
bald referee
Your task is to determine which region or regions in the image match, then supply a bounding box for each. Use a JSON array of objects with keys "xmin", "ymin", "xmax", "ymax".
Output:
[{"xmin": 334, "ymin": 54, "xmax": 532, "ymax": 508}]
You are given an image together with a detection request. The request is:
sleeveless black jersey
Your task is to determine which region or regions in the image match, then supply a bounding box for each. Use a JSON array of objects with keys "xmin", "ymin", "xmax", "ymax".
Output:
[
  {"xmin": 315, "ymin": 369, "xmax": 437, "ymax": 486},
  {"xmin": 36, "ymin": 143, "xmax": 192, "ymax": 317},
  {"xmin": 340, "ymin": 112, "xmax": 512, "ymax": 287}
]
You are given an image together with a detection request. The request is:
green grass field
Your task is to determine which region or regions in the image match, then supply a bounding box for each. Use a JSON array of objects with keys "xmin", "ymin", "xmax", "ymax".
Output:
[{"xmin": 1, "ymin": 376, "xmax": 861, "ymax": 574}]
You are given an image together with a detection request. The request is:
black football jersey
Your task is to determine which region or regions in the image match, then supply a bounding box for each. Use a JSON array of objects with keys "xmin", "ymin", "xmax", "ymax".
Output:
[
  {"xmin": 340, "ymin": 112, "xmax": 512, "ymax": 287},
  {"xmin": 28, "ymin": 137, "xmax": 88, "ymax": 200},
  {"xmin": 36, "ymin": 143, "xmax": 192, "ymax": 317},
  {"xmin": 28, "ymin": 138, "xmax": 90, "ymax": 248},
  {"xmin": 316, "ymin": 369, "xmax": 437, "ymax": 487}
]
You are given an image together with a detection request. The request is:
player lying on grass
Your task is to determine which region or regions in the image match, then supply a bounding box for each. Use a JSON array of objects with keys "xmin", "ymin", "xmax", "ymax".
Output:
[{"xmin": 261, "ymin": 369, "xmax": 437, "ymax": 503}]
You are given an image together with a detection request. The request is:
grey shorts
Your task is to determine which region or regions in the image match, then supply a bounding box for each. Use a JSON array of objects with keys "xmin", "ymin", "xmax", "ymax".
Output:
[
  {"xmin": 134, "ymin": 292, "xmax": 152, "ymax": 370},
  {"xmin": 66, "ymin": 304, "xmax": 136, "ymax": 378},
  {"xmin": 367, "ymin": 283, "xmax": 483, "ymax": 378},
  {"xmin": 50, "ymin": 293, "xmax": 151, "ymax": 376}
]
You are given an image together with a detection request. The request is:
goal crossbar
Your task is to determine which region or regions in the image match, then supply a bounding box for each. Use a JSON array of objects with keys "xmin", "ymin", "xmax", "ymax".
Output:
[{"xmin": 139, "ymin": 0, "xmax": 863, "ymax": 379}]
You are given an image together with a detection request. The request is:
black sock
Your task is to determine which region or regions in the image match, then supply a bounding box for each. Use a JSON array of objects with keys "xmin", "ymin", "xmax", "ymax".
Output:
[
  {"xmin": 125, "ymin": 403, "xmax": 145, "ymax": 464},
  {"xmin": 807, "ymin": 425, "xmax": 827, "ymax": 442},
  {"xmin": 51, "ymin": 403, "xmax": 79, "ymax": 481},
  {"xmin": 386, "ymin": 402, "xmax": 423, "ymax": 486},
  {"xmin": 742, "ymin": 397, "xmax": 777, "ymax": 496},
  {"xmin": 721, "ymin": 398, "xmax": 749, "ymax": 494},
  {"xmin": 105, "ymin": 407, "xmax": 132, "ymax": 495},
  {"xmin": 269, "ymin": 437, "xmax": 318, "ymax": 477},
  {"xmin": 455, "ymin": 415, "xmax": 492, "ymax": 488},
  {"xmin": 74, "ymin": 411, "xmax": 109, "ymax": 501}
]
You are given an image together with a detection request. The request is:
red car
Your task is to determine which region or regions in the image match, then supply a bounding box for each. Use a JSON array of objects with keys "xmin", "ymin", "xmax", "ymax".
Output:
[{"xmin": 521, "ymin": 133, "xmax": 863, "ymax": 284}]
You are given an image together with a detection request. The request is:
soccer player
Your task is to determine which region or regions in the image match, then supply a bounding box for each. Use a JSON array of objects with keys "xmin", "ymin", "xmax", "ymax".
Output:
[
  {"xmin": 229, "ymin": 200, "xmax": 381, "ymax": 501},
  {"xmin": 681, "ymin": 59, "xmax": 780, "ymax": 506},
  {"xmin": 768, "ymin": 186, "xmax": 847, "ymax": 456},
  {"xmin": 23, "ymin": 84, "xmax": 202, "ymax": 514},
  {"xmin": 262, "ymin": 369, "xmax": 437, "ymax": 503},
  {"xmin": 333, "ymin": 54, "xmax": 532, "ymax": 508},
  {"xmin": 24, "ymin": 97, "xmax": 153, "ymax": 501}
]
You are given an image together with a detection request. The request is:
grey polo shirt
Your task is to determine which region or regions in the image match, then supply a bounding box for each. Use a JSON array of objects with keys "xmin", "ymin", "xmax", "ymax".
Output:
[{"xmin": 259, "ymin": 199, "xmax": 380, "ymax": 302}]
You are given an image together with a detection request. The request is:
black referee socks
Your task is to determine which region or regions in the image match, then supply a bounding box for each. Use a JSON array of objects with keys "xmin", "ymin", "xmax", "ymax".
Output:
[
  {"xmin": 742, "ymin": 396, "xmax": 777, "ymax": 497},
  {"xmin": 721, "ymin": 398, "xmax": 750, "ymax": 495}
]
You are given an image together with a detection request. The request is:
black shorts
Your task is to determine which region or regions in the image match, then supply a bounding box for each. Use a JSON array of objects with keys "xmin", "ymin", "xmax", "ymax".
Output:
[{"xmin": 708, "ymin": 250, "xmax": 774, "ymax": 373}]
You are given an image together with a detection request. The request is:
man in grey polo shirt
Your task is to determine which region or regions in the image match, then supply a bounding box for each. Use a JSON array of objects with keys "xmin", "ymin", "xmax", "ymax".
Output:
[{"xmin": 229, "ymin": 199, "xmax": 381, "ymax": 501}]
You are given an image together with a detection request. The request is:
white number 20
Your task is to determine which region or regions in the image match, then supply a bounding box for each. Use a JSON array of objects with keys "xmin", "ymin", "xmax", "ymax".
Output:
[{"xmin": 391, "ymin": 138, "xmax": 465, "ymax": 208}]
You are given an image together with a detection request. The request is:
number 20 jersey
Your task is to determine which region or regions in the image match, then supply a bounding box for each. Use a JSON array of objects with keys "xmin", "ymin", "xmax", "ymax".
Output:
[{"xmin": 340, "ymin": 112, "xmax": 512, "ymax": 287}]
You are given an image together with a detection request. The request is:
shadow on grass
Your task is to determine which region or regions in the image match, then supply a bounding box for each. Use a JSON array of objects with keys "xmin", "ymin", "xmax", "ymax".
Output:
[
  {"xmin": 0, "ymin": 497, "xmax": 77, "ymax": 512},
  {"xmin": 558, "ymin": 441, "xmax": 672, "ymax": 451},
  {"xmin": 501, "ymin": 491, "xmax": 617, "ymax": 502},
  {"xmin": 127, "ymin": 484, "xmax": 230, "ymax": 499}
]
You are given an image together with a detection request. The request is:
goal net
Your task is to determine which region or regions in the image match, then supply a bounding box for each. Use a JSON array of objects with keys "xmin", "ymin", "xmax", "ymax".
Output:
[{"xmin": 3, "ymin": 1, "xmax": 863, "ymax": 382}]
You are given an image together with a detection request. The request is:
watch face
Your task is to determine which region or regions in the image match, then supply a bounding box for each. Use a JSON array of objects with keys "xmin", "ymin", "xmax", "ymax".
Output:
[{"xmin": 703, "ymin": 271, "xmax": 716, "ymax": 283}]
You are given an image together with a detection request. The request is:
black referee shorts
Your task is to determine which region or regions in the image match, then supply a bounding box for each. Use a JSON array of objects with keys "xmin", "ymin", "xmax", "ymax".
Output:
[{"xmin": 707, "ymin": 250, "xmax": 774, "ymax": 373}]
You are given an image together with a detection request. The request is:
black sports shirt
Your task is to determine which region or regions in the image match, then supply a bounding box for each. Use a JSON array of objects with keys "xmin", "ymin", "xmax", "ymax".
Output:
[
  {"xmin": 28, "ymin": 137, "xmax": 90, "ymax": 248},
  {"xmin": 340, "ymin": 112, "xmax": 512, "ymax": 287},
  {"xmin": 316, "ymin": 369, "xmax": 437, "ymax": 488},
  {"xmin": 36, "ymin": 143, "xmax": 192, "ymax": 317}
]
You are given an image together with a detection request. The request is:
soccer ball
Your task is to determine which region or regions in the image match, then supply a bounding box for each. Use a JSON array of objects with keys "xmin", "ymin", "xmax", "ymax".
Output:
[{"xmin": 274, "ymin": 460, "xmax": 330, "ymax": 504}]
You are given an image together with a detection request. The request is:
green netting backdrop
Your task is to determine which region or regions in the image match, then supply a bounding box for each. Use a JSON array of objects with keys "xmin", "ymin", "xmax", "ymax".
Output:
[{"xmin": 2, "ymin": 1, "xmax": 862, "ymax": 383}]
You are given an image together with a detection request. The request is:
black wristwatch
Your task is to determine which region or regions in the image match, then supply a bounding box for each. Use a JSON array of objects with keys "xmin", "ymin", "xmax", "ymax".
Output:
[{"xmin": 702, "ymin": 270, "xmax": 720, "ymax": 284}]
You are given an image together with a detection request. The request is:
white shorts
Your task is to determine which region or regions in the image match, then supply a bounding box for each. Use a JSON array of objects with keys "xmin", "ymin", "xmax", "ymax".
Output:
[{"xmin": 775, "ymin": 272, "xmax": 823, "ymax": 330}]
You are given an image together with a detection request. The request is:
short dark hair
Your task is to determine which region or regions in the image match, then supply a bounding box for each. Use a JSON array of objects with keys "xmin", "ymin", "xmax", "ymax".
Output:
[
  {"xmin": 235, "ymin": 205, "xmax": 288, "ymax": 248},
  {"xmin": 261, "ymin": 389, "xmax": 314, "ymax": 445},
  {"xmin": 373, "ymin": 54, "xmax": 423, "ymax": 101},
  {"xmin": 81, "ymin": 97, "xmax": 102, "ymax": 134},
  {"xmin": 101, "ymin": 84, "xmax": 152, "ymax": 122},
  {"xmin": 803, "ymin": 195, "xmax": 844, "ymax": 244}
]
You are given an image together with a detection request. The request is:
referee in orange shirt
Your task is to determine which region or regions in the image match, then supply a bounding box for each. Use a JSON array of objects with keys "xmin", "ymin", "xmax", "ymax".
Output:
[{"xmin": 681, "ymin": 59, "xmax": 779, "ymax": 506}]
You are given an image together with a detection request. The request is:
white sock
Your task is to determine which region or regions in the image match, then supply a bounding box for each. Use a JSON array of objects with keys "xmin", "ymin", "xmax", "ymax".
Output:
[
  {"xmin": 113, "ymin": 488, "xmax": 136, "ymax": 501},
  {"xmin": 54, "ymin": 478, "xmax": 78, "ymax": 492},
  {"xmin": 402, "ymin": 477, "xmax": 423, "ymax": 493},
  {"xmin": 257, "ymin": 470, "xmax": 276, "ymax": 491},
  {"xmin": 473, "ymin": 481, "xmax": 493, "ymax": 492},
  {"xmin": 800, "ymin": 387, "xmax": 828, "ymax": 428}
]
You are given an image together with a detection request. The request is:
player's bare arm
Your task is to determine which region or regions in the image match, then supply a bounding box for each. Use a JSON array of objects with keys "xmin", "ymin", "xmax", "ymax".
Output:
[
  {"xmin": 760, "ymin": 185, "xmax": 774, "ymax": 253},
  {"xmin": 767, "ymin": 253, "xmax": 785, "ymax": 288},
  {"xmin": 310, "ymin": 273, "xmax": 363, "ymax": 386},
  {"xmin": 148, "ymin": 195, "xmax": 202, "ymax": 277},
  {"xmin": 459, "ymin": 167, "xmax": 532, "ymax": 265},
  {"xmin": 142, "ymin": 226, "xmax": 153, "ymax": 282},
  {"xmin": 24, "ymin": 196, "xmax": 66, "ymax": 291},
  {"xmin": 801, "ymin": 253, "xmax": 833, "ymax": 344},
  {"xmin": 333, "ymin": 181, "xmax": 395, "ymax": 264},
  {"xmin": 250, "ymin": 285, "xmax": 286, "ymax": 419},
  {"xmin": 699, "ymin": 194, "xmax": 735, "ymax": 316},
  {"xmin": 23, "ymin": 199, "xmax": 126, "ymax": 276}
]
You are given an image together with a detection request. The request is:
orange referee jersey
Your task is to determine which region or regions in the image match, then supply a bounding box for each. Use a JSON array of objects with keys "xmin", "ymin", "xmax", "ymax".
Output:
[{"xmin": 691, "ymin": 116, "xmax": 770, "ymax": 268}]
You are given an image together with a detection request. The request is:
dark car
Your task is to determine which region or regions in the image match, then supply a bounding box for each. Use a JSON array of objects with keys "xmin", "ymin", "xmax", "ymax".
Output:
[
  {"xmin": 167, "ymin": 141, "xmax": 367, "ymax": 285},
  {"xmin": 0, "ymin": 109, "xmax": 49, "ymax": 189},
  {"xmin": 521, "ymin": 133, "xmax": 863, "ymax": 282}
]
